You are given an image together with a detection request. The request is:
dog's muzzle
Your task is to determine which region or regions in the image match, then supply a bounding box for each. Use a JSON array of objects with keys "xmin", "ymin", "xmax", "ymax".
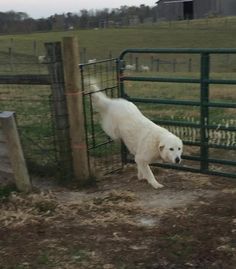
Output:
[{"xmin": 175, "ymin": 157, "xmax": 181, "ymax": 164}]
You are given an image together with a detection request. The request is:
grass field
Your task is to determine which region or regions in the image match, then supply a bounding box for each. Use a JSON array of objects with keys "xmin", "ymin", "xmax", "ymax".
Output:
[{"xmin": 0, "ymin": 16, "xmax": 236, "ymax": 60}]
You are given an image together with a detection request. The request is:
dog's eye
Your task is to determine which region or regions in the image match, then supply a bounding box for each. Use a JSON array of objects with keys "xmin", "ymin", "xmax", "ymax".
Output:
[
  {"xmin": 178, "ymin": 148, "xmax": 181, "ymax": 151},
  {"xmin": 169, "ymin": 148, "xmax": 174, "ymax": 151}
]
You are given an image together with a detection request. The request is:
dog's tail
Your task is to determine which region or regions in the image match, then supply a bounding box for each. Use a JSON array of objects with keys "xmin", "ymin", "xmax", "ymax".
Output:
[{"xmin": 88, "ymin": 80, "xmax": 111, "ymax": 113}]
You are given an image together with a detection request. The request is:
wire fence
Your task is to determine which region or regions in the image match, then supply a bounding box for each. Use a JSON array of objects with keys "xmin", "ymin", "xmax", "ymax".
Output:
[
  {"xmin": 0, "ymin": 85, "xmax": 56, "ymax": 173},
  {"xmin": 80, "ymin": 59, "xmax": 123, "ymax": 175},
  {"xmin": 0, "ymin": 41, "xmax": 72, "ymax": 180},
  {"xmin": 1, "ymin": 38, "xmax": 236, "ymax": 74}
]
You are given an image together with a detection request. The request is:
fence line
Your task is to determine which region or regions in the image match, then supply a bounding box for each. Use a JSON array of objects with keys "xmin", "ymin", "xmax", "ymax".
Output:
[
  {"xmin": 1, "ymin": 40, "xmax": 235, "ymax": 74},
  {"xmin": 0, "ymin": 43, "xmax": 72, "ymax": 181}
]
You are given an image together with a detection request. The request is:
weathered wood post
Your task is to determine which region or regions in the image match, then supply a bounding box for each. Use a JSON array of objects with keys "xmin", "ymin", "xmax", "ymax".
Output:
[
  {"xmin": 8, "ymin": 47, "xmax": 13, "ymax": 71},
  {"xmin": 129, "ymin": 53, "xmax": 133, "ymax": 65},
  {"xmin": 109, "ymin": 51, "xmax": 113, "ymax": 71},
  {"xmin": 62, "ymin": 36, "xmax": 90, "ymax": 184},
  {"xmin": 135, "ymin": 57, "xmax": 139, "ymax": 72},
  {"xmin": 150, "ymin": 56, "xmax": 154, "ymax": 71},
  {"xmin": 188, "ymin": 58, "xmax": 192, "ymax": 72},
  {"xmin": 33, "ymin": 40, "xmax": 37, "ymax": 56},
  {"xmin": 83, "ymin": 47, "xmax": 87, "ymax": 63},
  {"xmin": 0, "ymin": 112, "xmax": 31, "ymax": 192},
  {"xmin": 173, "ymin": 59, "xmax": 177, "ymax": 72},
  {"xmin": 156, "ymin": 58, "xmax": 160, "ymax": 72}
]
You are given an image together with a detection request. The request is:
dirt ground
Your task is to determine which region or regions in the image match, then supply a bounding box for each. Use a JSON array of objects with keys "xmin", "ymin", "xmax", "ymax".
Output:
[{"xmin": 0, "ymin": 166, "xmax": 236, "ymax": 269}]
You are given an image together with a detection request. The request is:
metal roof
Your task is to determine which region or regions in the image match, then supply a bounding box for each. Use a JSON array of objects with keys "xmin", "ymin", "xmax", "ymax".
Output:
[{"xmin": 163, "ymin": 0, "xmax": 193, "ymax": 4}]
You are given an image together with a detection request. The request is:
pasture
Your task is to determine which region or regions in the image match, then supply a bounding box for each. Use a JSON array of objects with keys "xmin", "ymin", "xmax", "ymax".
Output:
[
  {"xmin": 0, "ymin": 17, "xmax": 236, "ymax": 269},
  {"xmin": 0, "ymin": 16, "xmax": 236, "ymax": 60}
]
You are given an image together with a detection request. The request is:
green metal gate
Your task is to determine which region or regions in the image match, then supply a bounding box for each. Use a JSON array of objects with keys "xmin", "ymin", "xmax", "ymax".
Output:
[{"xmin": 118, "ymin": 48, "xmax": 236, "ymax": 178}]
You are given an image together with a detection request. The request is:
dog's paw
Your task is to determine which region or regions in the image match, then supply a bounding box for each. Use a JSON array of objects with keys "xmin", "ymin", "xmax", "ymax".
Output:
[
  {"xmin": 151, "ymin": 181, "xmax": 164, "ymax": 189},
  {"xmin": 138, "ymin": 176, "xmax": 145, "ymax": 181},
  {"xmin": 137, "ymin": 172, "xmax": 144, "ymax": 180}
]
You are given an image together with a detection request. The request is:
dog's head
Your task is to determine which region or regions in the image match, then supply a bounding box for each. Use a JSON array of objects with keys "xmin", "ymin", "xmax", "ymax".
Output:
[{"xmin": 158, "ymin": 135, "xmax": 183, "ymax": 164}]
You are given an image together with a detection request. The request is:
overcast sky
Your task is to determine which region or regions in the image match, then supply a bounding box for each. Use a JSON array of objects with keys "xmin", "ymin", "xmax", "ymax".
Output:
[{"xmin": 0, "ymin": 0, "xmax": 156, "ymax": 19}]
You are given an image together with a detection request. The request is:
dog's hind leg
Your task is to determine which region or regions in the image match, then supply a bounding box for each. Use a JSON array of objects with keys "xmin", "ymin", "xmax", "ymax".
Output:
[{"xmin": 135, "ymin": 156, "xmax": 163, "ymax": 189}]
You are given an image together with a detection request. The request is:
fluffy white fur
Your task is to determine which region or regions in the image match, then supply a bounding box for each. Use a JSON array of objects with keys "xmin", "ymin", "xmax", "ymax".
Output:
[{"xmin": 90, "ymin": 83, "xmax": 183, "ymax": 189}]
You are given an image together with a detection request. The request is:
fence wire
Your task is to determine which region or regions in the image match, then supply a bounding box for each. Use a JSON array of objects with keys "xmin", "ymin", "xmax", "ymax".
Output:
[
  {"xmin": 0, "ymin": 41, "xmax": 72, "ymax": 180},
  {"xmin": 80, "ymin": 59, "xmax": 123, "ymax": 175}
]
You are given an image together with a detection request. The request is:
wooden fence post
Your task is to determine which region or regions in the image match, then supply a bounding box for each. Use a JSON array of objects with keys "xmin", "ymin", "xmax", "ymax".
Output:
[
  {"xmin": 156, "ymin": 58, "xmax": 160, "ymax": 72},
  {"xmin": 135, "ymin": 57, "xmax": 139, "ymax": 72},
  {"xmin": 82, "ymin": 47, "xmax": 87, "ymax": 63},
  {"xmin": 129, "ymin": 53, "xmax": 133, "ymax": 65},
  {"xmin": 8, "ymin": 47, "xmax": 13, "ymax": 71},
  {"xmin": 33, "ymin": 40, "xmax": 37, "ymax": 56},
  {"xmin": 62, "ymin": 36, "xmax": 90, "ymax": 184},
  {"xmin": 173, "ymin": 59, "xmax": 177, "ymax": 72},
  {"xmin": 0, "ymin": 112, "xmax": 31, "ymax": 192},
  {"xmin": 150, "ymin": 56, "xmax": 154, "ymax": 71},
  {"xmin": 188, "ymin": 58, "xmax": 192, "ymax": 72},
  {"xmin": 109, "ymin": 51, "xmax": 113, "ymax": 71}
]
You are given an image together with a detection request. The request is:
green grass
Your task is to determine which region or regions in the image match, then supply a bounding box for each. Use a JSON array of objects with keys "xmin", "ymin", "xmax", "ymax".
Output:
[
  {"xmin": 0, "ymin": 16, "xmax": 236, "ymax": 61},
  {"xmin": 123, "ymin": 73, "xmax": 236, "ymax": 122},
  {"xmin": 0, "ymin": 85, "xmax": 58, "ymax": 174}
]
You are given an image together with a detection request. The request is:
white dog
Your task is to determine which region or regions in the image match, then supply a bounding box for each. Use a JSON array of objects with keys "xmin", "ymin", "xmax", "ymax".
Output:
[{"xmin": 90, "ymin": 82, "xmax": 183, "ymax": 189}]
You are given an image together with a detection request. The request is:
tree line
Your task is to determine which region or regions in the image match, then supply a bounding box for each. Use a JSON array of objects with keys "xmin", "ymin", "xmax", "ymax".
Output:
[{"xmin": 0, "ymin": 5, "xmax": 157, "ymax": 34}]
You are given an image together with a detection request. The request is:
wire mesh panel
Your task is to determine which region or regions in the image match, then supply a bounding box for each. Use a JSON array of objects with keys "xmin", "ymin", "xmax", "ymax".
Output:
[
  {"xmin": 80, "ymin": 59, "xmax": 122, "ymax": 175},
  {"xmin": 0, "ymin": 85, "xmax": 56, "ymax": 174},
  {"xmin": 0, "ymin": 41, "xmax": 72, "ymax": 180},
  {"xmin": 0, "ymin": 39, "xmax": 46, "ymax": 75}
]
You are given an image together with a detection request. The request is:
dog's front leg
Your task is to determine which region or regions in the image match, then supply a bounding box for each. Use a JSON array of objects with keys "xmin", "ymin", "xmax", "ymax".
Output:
[
  {"xmin": 137, "ymin": 166, "xmax": 144, "ymax": 180},
  {"xmin": 135, "ymin": 156, "xmax": 163, "ymax": 189}
]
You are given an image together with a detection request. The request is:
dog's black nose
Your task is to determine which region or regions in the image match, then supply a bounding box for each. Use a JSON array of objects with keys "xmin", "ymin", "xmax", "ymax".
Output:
[{"xmin": 175, "ymin": 157, "xmax": 180, "ymax": 164}]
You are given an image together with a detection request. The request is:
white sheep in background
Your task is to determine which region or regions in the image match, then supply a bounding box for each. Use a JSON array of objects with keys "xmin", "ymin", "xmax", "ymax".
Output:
[
  {"xmin": 140, "ymin": 65, "xmax": 150, "ymax": 72},
  {"xmin": 88, "ymin": 59, "xmax": 97, "ymax": 63},
  {"xmin": 125, "ymin": 64, "xmax": 136, "ymax": 71},
  {"xmin": 38, "ymin": 55, "xmax": 47, "ymax": 64}
]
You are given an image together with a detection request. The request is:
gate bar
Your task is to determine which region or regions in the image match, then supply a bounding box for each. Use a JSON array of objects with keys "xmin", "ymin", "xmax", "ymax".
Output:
[
  {"xmin": 121, "ymin": 76, "xmax": 236, "ymax": 86},
  {"xmin": 152, "ymin": 162, "xmax": 236, "ymax": 179},
  {"xmin": 200, "ymin": 52, "xmax": 210, "ymax": 172},
  {"xmin": 127, "ymin": 97, "xmax": 236, "ymax": 109},
  {"xmin": 119, "ymin": 48, "xmax": 236, "ymax": 58},
  {"xmin": 121, "ymin": 76, "xmax": 200, "ymax": 84}
]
